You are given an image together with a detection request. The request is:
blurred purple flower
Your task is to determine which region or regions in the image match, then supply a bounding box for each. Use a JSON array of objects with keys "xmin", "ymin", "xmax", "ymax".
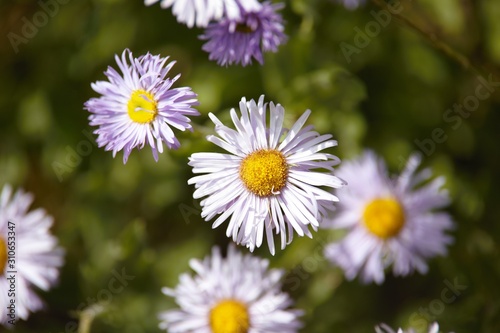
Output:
[
  {"xmin": 324, "ymin": 151, "xmax": 455, "ymax": 284},
  {"xmin": 200, "ymin": 2, "xmax": 287, "ymax": 67},
  {"xmin": 335, "ymin": 0, "xmax": 366, "ymax": 10}
]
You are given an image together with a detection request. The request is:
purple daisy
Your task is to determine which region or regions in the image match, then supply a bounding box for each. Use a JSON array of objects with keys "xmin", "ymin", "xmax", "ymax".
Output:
[
  {"xmin": 84, "ymin": 49, "xmax": 199, "ymax": 164},
  {"xmin": 200, "ymin": 2, "xmax": 287, "ymax": 67}
]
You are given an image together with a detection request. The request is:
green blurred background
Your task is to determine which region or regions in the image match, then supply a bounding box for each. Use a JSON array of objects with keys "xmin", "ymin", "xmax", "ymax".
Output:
[{"xmin": 1, "ymin": 0, "xmax": 500, "ymax": 332}]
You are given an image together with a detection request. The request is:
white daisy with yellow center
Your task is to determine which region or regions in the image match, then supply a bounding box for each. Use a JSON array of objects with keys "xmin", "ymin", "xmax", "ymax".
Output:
[
  {"xmin": 188, "ymin": 95, "xmax": 345, "ymax": 254},
  {"xmin": 158, "ymin": 246, "xmax": 303, "ymax": 333},
  {"xmin": 324, "ymin": 151, "xmax": 454, "ymax": 284},
  {"xmin": 144, "ymin": 0, "xmax": 262, "ymax": 28},
  {"xmin": 0, "ymin": 184, "xmax": 64, "ymax": 326}
]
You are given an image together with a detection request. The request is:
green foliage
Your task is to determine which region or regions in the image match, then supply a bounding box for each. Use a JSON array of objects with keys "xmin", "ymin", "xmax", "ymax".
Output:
[{"xmin": 1, "ymin": 0, "xmax": 500, "ymax": 332}]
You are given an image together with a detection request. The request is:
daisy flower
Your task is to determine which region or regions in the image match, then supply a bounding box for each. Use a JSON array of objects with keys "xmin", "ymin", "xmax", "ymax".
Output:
[
  {"xmin": 0, "ymin": 184, "xmax": 64, "ymax": 326},
  {"xmin": 188, "ymin": 95, "xmax": 344, "ymax": 254},
  {"xmin": 200, "ymin": 2, "xmax": 287, "ymax": 66},
  {"xmin": 324, "ymin": 151, "xmax": 454, "ymax": 284},
  {"xmin": 84, "ymin": 49, "xmax": 199, "ymax": 164},
  {"xmin": 144, "ymin": 0, "xmax": 262, "ymax": 28},
  {"xmin": 159, "ymin": 245, "xmax": 303, "ymax": 333},
  {"xmin": 375, "ymin": 322, "xmax": 453, "ymax": 333}
]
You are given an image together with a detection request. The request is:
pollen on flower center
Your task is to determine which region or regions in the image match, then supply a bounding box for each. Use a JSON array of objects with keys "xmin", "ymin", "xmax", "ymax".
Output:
[
  {"xmin": 0, "ymin": 237, "xmax": 7, "ymax": 275},
  {"xmin": 363, "ymin": 197, "xmax": 405, "ymax": 239},
  {"xmin": 239, "ymin": 149, "xmax": 288, "ymax": 197},
  {"xmin": 127, "ymin": 89, "xmax": 158, "ymax": 124},
  {"xmin": 209, "ymin": 299, "xmax": 250, "ymax": 333}
]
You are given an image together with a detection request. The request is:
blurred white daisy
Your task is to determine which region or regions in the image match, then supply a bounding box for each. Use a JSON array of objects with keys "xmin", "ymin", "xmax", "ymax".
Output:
[
  {"xmin": 188, "ymin": 95, "xmax": 345, "ymax": 254},
  {"xmin": 375, "ymin": 322, "xmax": 453, "ymax": 333},
  {"xmin": 0, "ymin": 184, "xmax": 64, "ymax": 326},
  {"xmin": 324, "ymin": 151, "xmax": 454, "ymax": 284},
  {"xmin": 145, "ymin": 0, "xmax": 262, "ymax": 28},
  {"xmin": 159, "ymin": 245, "xmax": 302, "ymax": 333},
  {"xmin": 85, "ymin": 49, "xmax": 199, "ymax": 164}
]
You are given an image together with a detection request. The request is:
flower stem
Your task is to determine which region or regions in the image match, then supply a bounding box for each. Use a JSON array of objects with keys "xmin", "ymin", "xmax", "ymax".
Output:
[{"xmin": 370, "ymin": 0, "xmax": 484, "ymax": 78}]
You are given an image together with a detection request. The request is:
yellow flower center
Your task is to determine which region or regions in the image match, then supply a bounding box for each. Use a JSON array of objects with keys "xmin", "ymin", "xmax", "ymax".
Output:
[
  {"xmin": 363, "ymin": 198, "xmax": 405, "ymax": 239},
  {"xmin": 127, "ymin": 89, "xmax": 158, "ymax": 124},
  {"xmin": 210, "ymin": 299, "xmax": 250, "ymax": 333},
  {"xmin": 0, "ymin": 237, "xmax": 7, "ymax": 275},
  {"xmin": 239, "ymin": 149, "xmax": 288, "ymax": 197}
]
